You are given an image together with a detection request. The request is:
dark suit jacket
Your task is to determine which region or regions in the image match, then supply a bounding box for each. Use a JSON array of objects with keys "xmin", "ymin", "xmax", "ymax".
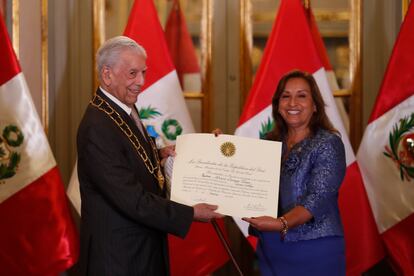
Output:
[{"xmin": 77, "ymin": 89, "xmax": 193, "ymax": 276}]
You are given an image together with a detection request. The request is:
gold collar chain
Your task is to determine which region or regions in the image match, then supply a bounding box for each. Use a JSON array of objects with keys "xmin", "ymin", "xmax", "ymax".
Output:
[{"xmin": 90, "ymin": 94, "xmax": 165, "ymax": 188}]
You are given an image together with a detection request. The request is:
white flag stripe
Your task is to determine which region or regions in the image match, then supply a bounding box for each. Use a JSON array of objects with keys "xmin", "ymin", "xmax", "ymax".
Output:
[
  {"xmin": 326, "ymin": 70, "xmax": 350, "ymax": 134},
  {"xmin": 0, "ymin": 73, "xmax": 55, "ymax": 203},
  {"xmin": 357, "ymin": 95, "xmax": 414, "ymax": 233},
  {"xmin": 235, "ymin": 105, "xmax": 273, "ymax": 138},
  {"xmin": 183, "ymin": 73, "xmax": 201, "ymax": 91},
  {"xmin": 325, "ymin": 70, "xmax": 340, "ymax": 91},
  {"xmin": 137, "ymin": 70, "xmax": 195, "ymax": 144},
  {"xmin": 312, "ymin": 69, "xmax": 355, "ymax": 165},
  {"xmin": 67, "ymin": 161, "xmax": 81, "ymax": 214}
]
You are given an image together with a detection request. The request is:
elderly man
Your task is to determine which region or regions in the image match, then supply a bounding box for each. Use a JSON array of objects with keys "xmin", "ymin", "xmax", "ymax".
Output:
[{"xmin": 77, "ymin": 36, "xmax": 221, "ymax": 276}]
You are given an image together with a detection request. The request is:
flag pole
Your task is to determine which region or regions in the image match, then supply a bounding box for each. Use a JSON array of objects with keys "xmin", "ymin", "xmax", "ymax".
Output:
[{"xmin": 211, "ymin": 219, "xmax": 244, "ymax": 276}]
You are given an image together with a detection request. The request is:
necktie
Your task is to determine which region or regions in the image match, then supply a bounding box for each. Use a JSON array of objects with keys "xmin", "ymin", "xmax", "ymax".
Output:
[
  {"xmin": 130, "ymin": 107, "xmax": 147, "ymax": 140},
  {"xmin": 130, "ymin": 107, "xmax": 164, "ymax": 190}
]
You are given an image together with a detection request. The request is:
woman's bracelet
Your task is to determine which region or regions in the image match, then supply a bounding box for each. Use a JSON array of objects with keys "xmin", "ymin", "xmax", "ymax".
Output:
[{"xmin": 277, "ymin": 216, "xmax": 289, "ymax": 240}]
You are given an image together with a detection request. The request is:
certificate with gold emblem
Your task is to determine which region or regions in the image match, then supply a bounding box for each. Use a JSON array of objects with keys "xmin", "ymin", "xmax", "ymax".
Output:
[{"xmin": 170, "ymin": 133, "xmax": 282, "ymax": 218}]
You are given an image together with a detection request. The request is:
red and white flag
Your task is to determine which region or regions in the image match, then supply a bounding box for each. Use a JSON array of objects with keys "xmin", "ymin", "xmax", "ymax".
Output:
[
  {"xmin": 357, "ymin": 2, "xmax": 414, "ymax": 274},
  {"xmin": 124, "ymin": 0, "xmax": 194, "ymax": 145},
  {"xmin": 234, "ymin": 0, "xmax": 385, "ymax": 274},
  {"xmin": 0, "ymin": 17, "xmax": 79, "ymax": 275},
  {"xmin": 165, "ymin": 0, "xmax": 201, "ymax": 92},
  {"xmin": 125, "ymin": 1, "xmax": 229, "ymax": 275}
]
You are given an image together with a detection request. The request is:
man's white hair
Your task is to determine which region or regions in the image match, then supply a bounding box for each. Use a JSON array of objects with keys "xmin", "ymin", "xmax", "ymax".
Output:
[{"xmin": 96, "ymin": 36, "xmax": 147, "ymax": 81}]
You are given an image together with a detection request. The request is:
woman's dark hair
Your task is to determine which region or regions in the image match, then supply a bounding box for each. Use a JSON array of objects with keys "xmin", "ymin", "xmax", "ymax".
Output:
[{"xmin": 267, "ymin": 70, "xmax": 338, "ymax": 141}]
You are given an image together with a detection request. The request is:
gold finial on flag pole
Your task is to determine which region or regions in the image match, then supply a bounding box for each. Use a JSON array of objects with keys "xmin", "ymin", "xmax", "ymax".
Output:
[{"xmin": 402, "ymin": 0, "xmax": 409, "ymax": 20}]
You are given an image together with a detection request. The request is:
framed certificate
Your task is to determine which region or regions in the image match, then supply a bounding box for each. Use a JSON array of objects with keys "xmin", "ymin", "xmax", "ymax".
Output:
[{"xmin": 170, "ymin": 133, "xmax": 282, "ymax": 218}]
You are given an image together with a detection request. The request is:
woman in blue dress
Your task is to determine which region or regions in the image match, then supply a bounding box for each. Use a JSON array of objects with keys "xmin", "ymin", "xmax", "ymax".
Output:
[{"xmin": 243, "ymin": 70, "xmax": 346, "ymax": 276}]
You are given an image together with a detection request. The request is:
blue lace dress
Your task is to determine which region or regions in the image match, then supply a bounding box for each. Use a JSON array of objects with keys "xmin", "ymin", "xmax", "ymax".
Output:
[{"xmin": 253, "ymin": 129, "xmax": 347, "ymax": 276}]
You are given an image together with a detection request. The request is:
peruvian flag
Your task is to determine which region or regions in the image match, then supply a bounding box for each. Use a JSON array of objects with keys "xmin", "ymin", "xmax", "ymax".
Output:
[
  {"xmin": 357, "ymin": 2, "xmax": 414, "ymax": 274},
  {"xmin": 0, "ymin": 16, "xmax": 79, "ymax": 275},
  {"xmin": 124, "ymin": 0, "xmax": 194, "ymax": 145},
  {"xmin": 124, "ymin": 1, "xmax": 229, "ymax": 275},
  {"xmin": 165, "ymin": 0, "xmax": 201, "ymax": 91},
  {"xmin": 234, "ymin": 0, "xmax": 385, "ymax": 274}
]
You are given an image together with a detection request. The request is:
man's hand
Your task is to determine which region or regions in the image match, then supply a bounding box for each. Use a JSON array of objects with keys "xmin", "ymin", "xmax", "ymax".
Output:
[
  {"xmin": 159, "ymin": 145, "xmax": 176, "ymax": 159},
  {"xmin": 193, "ymin": 203, "xmax": 224, "ymax": 222},
  {"xmin": 159, "ymin": 145, "xmax": 176, "ymax": 166}
]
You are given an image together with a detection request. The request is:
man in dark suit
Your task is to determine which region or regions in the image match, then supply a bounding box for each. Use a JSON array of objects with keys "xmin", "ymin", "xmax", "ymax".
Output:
[{"xmin": 77, "ymin": 36, "xmax": 222, "ymax": 276}]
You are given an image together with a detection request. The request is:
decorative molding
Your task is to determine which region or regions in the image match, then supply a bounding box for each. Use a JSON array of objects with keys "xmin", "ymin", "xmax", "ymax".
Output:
[
  {"xmin": 313, "ymin": 10, "xmax": 350, "ymax": 22},
  {"xmin": 252, "ymin": 10, "xmax": 349, "ymax": 23},
  {"xmin": 183, "ymin": 91, "xmax": 204, "ymax": 99},
  {"xmin": 349, "ymin": 0, "xmax": 362, "ymax": 149},
  {"xmin": 240, "ymin": 0, "xmax": 252, "ymax": 110},
  {"xmin": 41, "ymin": 0, "xmax": 48, "ymax": 132},
  {"xmin": 333, "ymin": 89, "xmax": 352, "ymax": 97},
  {"xmin": 12, "ymin": 0, "xmax": 18, "ymax": 57},
  {"xmin": 200, "ymin": 0, "xmax": 212, "ymax": 132},
  {"xmin": 93, "ymin": 0, "xmax": 105, "ymax": 89}
]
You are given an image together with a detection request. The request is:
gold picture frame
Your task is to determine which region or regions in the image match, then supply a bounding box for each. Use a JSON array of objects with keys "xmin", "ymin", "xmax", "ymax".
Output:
[
  {"xmin": 4, "ymin": 0, "xmax": 49, "ymax": 131},
  {"xmin": 41, "ymin": 0, "xmax": 49, "ymax": 132}
]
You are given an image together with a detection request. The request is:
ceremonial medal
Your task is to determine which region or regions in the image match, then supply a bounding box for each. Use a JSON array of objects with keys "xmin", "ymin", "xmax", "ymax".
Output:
[
  {"xmin": 91, "ymin": 94, "xmax": 166, "ymax": 187},
  {"xmin": 157, "ymin": 169, "xmax": 165, "ymax": 188}
]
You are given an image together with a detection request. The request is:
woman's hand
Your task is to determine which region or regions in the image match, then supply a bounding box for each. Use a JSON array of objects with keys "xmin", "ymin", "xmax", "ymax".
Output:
[
  {"xmin": 243, "ymin": 206, "xmax": 312, "ymax": 232},
  {"xmin": 242, "ymin": 216, "xmax": 282, "ymax": 232}
]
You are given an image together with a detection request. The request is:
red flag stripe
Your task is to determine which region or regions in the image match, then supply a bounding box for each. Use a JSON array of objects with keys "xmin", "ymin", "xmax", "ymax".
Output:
[
  {"xmin": 382, "ymin": 214, "xmax": 414, "ymax": 275},
  {"xmin": 165, "ymin": 0, "xmax": 200, "ymax": 75},
  {"xmin": 338, "ymin": 162, "xmax": 385, "ymax": 274},
  {"xmin": 237, "ymin": 0, "xmax": 322, "ymax": 126},
  {"xmin": 168, "ymin": 221, "xmax": 229, "ymax": 276},
  {"xmin": 0, "ymin": 167, "xmax": 79, "ymax": 275},
  {"xmin": 124, "ymin": 0, "xmax": 175, "ymax": 90}
]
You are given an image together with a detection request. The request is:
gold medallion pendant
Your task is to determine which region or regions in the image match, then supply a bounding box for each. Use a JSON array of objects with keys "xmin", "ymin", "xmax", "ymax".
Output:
[{"xmin": 157, "ymin": 169, "xmax": 165, "ymax": 188}]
